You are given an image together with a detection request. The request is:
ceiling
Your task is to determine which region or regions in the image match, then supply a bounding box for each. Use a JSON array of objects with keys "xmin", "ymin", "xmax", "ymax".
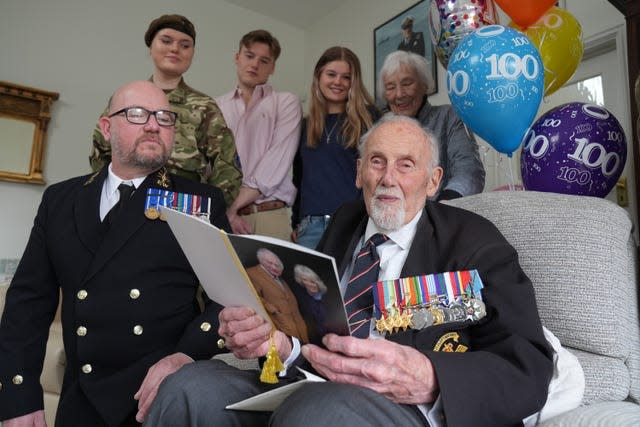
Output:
[{"xmin": 223, "ymin": 0, "xmax": 344, "ymax": 29}]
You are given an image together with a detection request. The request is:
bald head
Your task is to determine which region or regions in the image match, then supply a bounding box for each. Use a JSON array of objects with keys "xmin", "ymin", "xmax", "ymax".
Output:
[
  {"xmin": 99, "ymin": 80, "xmax": 175, "ymax": 179},
  {"xmin": 108, "ymin": 80, "xmax": 170, "ymax": 113}
]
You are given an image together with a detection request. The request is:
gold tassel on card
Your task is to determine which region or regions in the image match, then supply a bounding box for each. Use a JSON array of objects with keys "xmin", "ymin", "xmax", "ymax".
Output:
[{"xmin": 259, "ymin": 333, "xmax": 285, "ymax": 384}]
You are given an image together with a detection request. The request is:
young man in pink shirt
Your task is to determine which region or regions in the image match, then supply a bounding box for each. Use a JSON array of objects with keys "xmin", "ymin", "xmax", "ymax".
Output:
[{"xmin": 216, "ymin": 30, "xmax": 302, "ymax": 240}]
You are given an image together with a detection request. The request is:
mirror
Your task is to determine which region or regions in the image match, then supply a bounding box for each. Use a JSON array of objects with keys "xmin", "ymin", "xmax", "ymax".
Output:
[{"xmin": 0, "ymin": 81, "xmax": 59, "ymax": 184}]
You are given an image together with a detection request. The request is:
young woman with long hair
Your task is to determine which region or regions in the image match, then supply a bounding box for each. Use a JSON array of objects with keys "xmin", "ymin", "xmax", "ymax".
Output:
[{"xmin": 292, "ymin": 46, "xmax": 378, "ymax": 248}]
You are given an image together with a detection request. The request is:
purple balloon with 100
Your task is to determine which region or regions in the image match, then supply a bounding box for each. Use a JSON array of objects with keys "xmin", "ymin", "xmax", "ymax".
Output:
[{"xmin": 521, "ymin": 102, "xmax": 627, "ymax": 197}]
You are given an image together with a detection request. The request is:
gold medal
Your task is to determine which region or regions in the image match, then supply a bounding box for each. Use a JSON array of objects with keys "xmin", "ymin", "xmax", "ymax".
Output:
[
  {"xmin": 392, "ymin": 314, "xmax": 403, "ymax": 331},
  {"xmin": 431, "ymin": 307, "xmax": 445, "ymax": 325},
  {"xmin": 401, "ymin": 312, "xmax": 412, "ymax": 330},
  {"xmin": 384, "ymin": 316, "xmax": 394, "ymax": 334},
  {"xmin": 145, "ymin": 207, "xmax": 160, "ymax": 220}
]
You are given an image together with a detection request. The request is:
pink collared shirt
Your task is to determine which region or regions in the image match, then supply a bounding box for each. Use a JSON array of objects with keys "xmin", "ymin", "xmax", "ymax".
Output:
[{"xmin": 215, "ymin": 85, "xmax": 302, "ymax": 205}]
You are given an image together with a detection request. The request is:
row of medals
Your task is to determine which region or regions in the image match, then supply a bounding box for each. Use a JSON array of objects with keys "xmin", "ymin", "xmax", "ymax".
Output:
[
  {"xmin": 375, "ymin": 296, "xmax": 486, "ymax": 334},
  {"xmin": 144, "ymin": 206, "xmax": 210, "ymax": 222}
]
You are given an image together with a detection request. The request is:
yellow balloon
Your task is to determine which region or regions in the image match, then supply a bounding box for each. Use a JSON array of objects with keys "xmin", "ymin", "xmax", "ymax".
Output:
[{"xmin": 511, "ymin": 7, "xmax": 583, "ymax": 96}]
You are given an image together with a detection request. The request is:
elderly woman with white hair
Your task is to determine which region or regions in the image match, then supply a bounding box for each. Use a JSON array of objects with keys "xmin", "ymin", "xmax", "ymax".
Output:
[
  {"xmin": 293, "ymin": 264, "xmax": 328, "ymax": 339},
  {"xmin": 379, "ymin": 50, "xmax": 485, "ymax": 200}
]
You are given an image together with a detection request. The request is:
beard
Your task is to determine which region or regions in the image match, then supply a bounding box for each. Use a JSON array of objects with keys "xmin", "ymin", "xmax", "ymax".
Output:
[
  {"xmin": 369, "ymin": 186, "xmax": 405, "ymax": 232},
  {"xmin": 112, "ymin": 131, "xmax": 170, "ymax": 172}
]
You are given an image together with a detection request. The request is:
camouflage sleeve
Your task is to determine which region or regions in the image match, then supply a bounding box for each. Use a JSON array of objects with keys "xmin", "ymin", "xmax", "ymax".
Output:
[
  {"xmin": 200, "ymin": 102, "xmax": 242, "ymax": 207},
  {"xmin": 89, "ymin": 106, "xmax": 111, "ymax": 171}
]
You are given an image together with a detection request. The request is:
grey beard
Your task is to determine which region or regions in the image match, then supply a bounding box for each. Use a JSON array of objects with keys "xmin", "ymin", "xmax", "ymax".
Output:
[
  {"xmin": 370, "ymin": 197, "xmax": 404, "ymax": 232},
  {"xmin": 113, "ymin": 134, "xmax": 169, "ymax": 173}
]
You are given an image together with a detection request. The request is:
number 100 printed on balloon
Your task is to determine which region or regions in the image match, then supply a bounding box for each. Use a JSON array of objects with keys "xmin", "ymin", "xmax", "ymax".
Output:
[
  {"xmin": 521, "ymin": 103, "xmax": 627, "ymax": 198},
  {"xmin": 447, "ymin": 25, "xmax": 544, "ymax": 156}
]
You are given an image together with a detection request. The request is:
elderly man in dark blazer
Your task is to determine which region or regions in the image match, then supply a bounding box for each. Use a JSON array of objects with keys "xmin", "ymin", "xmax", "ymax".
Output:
[
  {"xmin": 0, "ymin": 80, "xmax": 231, "ymax": 427},
  {"xmin": 144, "ymin": 114, "xmax": 553, "ymax": 427}
]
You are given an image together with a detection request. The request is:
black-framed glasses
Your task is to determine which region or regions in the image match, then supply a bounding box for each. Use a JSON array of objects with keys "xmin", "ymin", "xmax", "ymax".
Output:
[{"xmin": 108, "ymin": 107, "xmax": 177, "ymax": 127}]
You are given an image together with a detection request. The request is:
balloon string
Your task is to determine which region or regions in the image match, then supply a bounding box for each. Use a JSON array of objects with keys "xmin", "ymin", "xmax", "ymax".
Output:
[
  {"xmin": 507, "ymin": 155, "xmax": 515, "ymax": 191},
  {"xmin": 499, "ymin": 154, "xmax": 517, "ymax": 191}
]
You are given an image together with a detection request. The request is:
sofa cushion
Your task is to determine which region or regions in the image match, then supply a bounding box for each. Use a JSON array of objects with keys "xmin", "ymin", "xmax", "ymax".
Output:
[
  {"xmin": 446, "ymin": 191, "xmax": 639, "ymax": 404},
  {"xmin": 570, "ymin": 348, "xmax": 630, "ymax": 404},
  {"xmin": 537, "ymin": 401, "xmax": 640, "ymax": 426}
]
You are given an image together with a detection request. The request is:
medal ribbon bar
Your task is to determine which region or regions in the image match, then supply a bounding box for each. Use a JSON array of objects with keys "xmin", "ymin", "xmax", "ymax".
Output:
[{"xmin": 372, "ymin": 270, "xmax": 485, "ymax": 334}]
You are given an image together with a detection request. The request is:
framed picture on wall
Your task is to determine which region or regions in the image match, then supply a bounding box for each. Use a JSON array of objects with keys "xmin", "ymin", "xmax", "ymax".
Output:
[{"xmin": 373, "ymin": 0, "xmax": 437, "ymax": 106}]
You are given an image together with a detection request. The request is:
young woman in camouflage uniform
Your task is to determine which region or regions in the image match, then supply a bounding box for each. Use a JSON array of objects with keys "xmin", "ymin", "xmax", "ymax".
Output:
[{"xmin": 89, "ymin": 14, "xmax": 241, "ymax": 206}]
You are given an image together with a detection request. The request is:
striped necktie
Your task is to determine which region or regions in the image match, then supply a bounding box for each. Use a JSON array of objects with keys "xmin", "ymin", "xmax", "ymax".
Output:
[{"xmin": 344, "ymin": 233, "xmax": 388, "ymax": 337}]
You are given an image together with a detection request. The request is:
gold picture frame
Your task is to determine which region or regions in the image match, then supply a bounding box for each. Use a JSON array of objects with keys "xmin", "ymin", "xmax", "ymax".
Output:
[{"xmin": 0, "ymin": 81, "xmax": 59, "ymax": 184}]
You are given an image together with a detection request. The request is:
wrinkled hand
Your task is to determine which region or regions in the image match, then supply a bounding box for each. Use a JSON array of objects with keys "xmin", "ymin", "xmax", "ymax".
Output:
[
  {"xmin": 2, "ymin": 410, "xmax": 46, "ymax": 427},
  {"xmin": 227, "ymin": 211, "xmax": 253, "ymax": 234},
  {"xmin": 219, "ymin": 306, "xmax": 292, "ymax": 361},
  {"xmin": 290, "ymin": 226, "xmax": 299, "ymax": 243},
  {"xmin": 134, "ymin": 352, "xmax": 193, "ymax": 423},
  {"xmin": 301, "ymin": 334, "xmax": 439, "ymax": 405}
]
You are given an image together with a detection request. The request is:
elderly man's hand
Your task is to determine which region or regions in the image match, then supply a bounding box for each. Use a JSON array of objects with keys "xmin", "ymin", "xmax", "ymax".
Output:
[
  {"xmin": 218, "ymin": 306, "xmax": 292, "ymax": 361},
  {"xmin": 301, "ymin": 334, "xmax": 439, "ymax": 405}
]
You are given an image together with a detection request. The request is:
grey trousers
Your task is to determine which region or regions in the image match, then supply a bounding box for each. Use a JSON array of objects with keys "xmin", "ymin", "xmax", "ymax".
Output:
[{"xmin": 144, "ymin": 359, "xmax": 428, "ymax": 426}]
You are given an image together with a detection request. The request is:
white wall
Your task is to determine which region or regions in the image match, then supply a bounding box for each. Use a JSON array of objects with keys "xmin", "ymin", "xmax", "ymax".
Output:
[{"xmin": 0, "ymin": 0, "xmax": 306, "ymax": 259}]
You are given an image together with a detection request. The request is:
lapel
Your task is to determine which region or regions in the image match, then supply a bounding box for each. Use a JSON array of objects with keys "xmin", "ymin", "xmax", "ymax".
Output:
[
  {"xmin": 337, "ymin": 217, "xmax": 367, "ymax": 278},
  {"xmin": 75, "ymin": 168, "xmax": 107, "ymax": 255},
  {"xmin": 81, "ymin": 168, "xmax": 173, "ymax": 284}
]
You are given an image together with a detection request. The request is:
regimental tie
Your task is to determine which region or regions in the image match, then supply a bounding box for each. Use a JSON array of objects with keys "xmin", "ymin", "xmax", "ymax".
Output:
[
  {"xmin": 104, "ymin": 183, "xmax": 135, "ymax": 224},
  {"xmin": 344, "ymin": 233, "xmax": 388, "ymax": 338}
]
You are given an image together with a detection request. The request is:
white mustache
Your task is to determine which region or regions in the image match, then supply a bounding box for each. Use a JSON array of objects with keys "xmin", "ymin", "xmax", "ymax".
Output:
[{"xmin": 373, "ymin": 186, "xmax": 403, "ymax": 199}]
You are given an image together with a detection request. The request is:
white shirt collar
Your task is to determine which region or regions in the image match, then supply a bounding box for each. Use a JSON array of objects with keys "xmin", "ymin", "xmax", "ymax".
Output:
[{"xmin": 106, "ymin": 163, "xmax": 147, "ymax": 196}]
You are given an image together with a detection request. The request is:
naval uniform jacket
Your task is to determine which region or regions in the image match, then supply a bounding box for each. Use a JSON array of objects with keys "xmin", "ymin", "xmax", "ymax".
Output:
[
  {"xmin": 397, "ymin": 31, "xmax": 426, "ymax": 57},
  {"xmin": 316, "ymin": 200, "xmax": 554, "ymax": 427},
  {"xmin": 0, "ymin": 167, "xmax": 230, "ymax": 426}
]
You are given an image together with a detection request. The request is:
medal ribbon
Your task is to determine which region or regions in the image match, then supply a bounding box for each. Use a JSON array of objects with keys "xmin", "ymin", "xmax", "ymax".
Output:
[
  {"xmin": 372, "ymin": 270, "xmax": 485, "ymax": 322},
  {"xmin": 144, "ymin": 188, "xmax": 211, "ymax": 220}
]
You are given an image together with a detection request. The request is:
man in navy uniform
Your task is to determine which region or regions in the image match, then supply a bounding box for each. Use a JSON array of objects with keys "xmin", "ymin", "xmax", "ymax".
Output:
[
  {"xmin": 144, "ymin": 115, "xmax": 553, "ymax": 426},
  {"xmin": 0, "ymin": 80, "xmax": 230, "ymax": 426},
  {"xmin": 397, "ymin": 15, "xmax": 425, "ymax": 57}
]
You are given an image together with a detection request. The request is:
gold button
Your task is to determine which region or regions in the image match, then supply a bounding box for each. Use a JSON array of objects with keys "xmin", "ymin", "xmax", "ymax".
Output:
[
  {"xmin": 77, "ymin": 289, "xmax": 88, "ymax": 300},
  {"xmin": 76, "ymin": 326, "xmax": 87, "ymax": 337},
  {"xmin": 129, "ymin": 289, "xmax": 141, "ymax": 299},
  {"xmin": 133, "ymin": 325, "xmax": 143, "ymax": 335},
  {"xmin": 200, "ymin": 322, "xmax": 211, "ymax": 332},
  {"xmin": 12, "ymin": 375, "xmax": 23, "ymax": 385},
  {"xmin": 81, "ymin": 364, "xmax": 92, "ymax": 374}
]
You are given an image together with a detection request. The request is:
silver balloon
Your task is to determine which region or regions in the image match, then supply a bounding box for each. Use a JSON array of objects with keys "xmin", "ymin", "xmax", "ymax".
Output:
[{"xmin": 429, "ymin": 0, "xmax": 498, "ymax": 68}]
